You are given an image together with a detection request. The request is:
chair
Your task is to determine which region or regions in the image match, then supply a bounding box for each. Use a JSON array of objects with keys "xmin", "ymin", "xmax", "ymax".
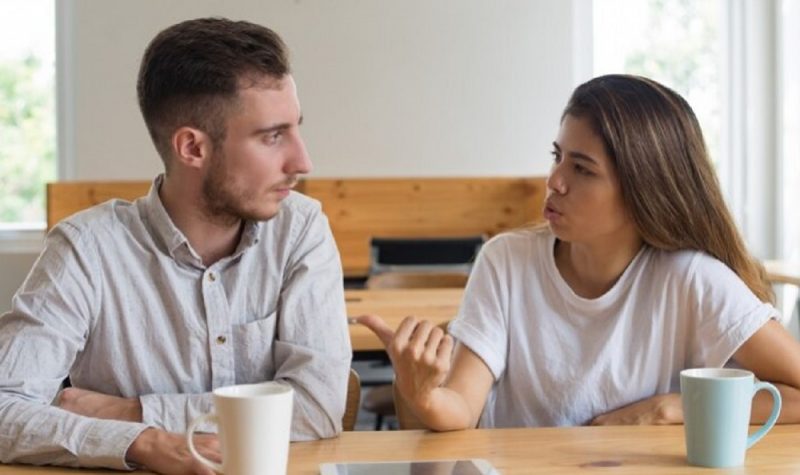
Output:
[
  {"xmin": 365, "ymin": 271, "xmax": 468, "ymax": 290},
  {"xmin": 342, "ymin": 368, "xmax": 361, "ymax": 431},
  {"xmin": 369, "ymin": 236, "xmax": 484, "ymax": 275},
  {"xmin": 46, "ymin": 180, "xmax": 150, "ymax": 230}
]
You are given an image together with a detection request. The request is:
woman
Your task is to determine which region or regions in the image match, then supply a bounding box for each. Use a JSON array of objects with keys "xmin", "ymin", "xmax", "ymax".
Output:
[{"xmin": 358, "ymin": 74, "xmax": 800, "ymax": 431}]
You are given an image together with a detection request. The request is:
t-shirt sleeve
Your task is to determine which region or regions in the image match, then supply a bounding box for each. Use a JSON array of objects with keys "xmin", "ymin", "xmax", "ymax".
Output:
[
  {"xmin": 687, "ymin": 253, "xmax": 777, "ymax": 368},
  {"xmin": 448, "ymin": 238, "xmax": 509, "ymax": 380}
]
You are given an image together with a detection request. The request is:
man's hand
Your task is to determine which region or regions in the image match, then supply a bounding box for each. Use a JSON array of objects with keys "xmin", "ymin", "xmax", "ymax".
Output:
[
  {"xmin": 127, "ymin": 428, "xmax": 220, "ymax": 475},
  {"xmin": 590, "ymin": 393, "xmax": 683, "ymax": 426},
  {"xmin": 57, "ymin": 387, "xmax": 142, "ymax": 422}
]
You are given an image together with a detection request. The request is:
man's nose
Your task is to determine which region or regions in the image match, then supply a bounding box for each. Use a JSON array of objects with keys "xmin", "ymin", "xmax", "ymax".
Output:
[{"xmin": 285, "ymin": 136, "xmax": 312, "ymax": 175}]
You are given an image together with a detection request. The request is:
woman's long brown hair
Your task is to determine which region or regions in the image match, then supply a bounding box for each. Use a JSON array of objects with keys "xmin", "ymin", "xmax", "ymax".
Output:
[{"xmin": 562, "ymin": 74, "xmax": 773, "ymax": 303}]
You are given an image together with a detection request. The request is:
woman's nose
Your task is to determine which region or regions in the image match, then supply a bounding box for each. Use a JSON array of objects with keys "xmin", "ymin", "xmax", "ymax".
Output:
[{"xmin": 546, "ymin": 164, "xmax": 567, "ymax": 195}]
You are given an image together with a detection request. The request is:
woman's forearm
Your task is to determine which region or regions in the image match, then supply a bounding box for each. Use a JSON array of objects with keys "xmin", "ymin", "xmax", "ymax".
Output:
[
  {"xmin": 752, "ymin": 382, "xmax": 800, "ymax": 424},
  {"xmin": 410, "ymin": 386, "xmax": 477, "ymax": 431}
]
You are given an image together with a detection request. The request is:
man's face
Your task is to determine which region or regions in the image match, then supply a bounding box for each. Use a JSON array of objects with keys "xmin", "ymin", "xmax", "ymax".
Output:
[{"xmin": 202, "ymin": 75, "xmax": 311, "ymax": 223}]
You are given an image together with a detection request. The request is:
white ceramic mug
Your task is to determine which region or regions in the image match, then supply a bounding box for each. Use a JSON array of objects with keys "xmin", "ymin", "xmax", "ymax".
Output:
[{"xmin": 186, "ymin": 382, "xmax": 294, "ymax": 475}]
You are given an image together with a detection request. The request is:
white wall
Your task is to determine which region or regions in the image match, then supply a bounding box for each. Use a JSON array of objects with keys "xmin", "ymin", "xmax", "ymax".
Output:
[
  {"xmin": 1, "ymin": 0, "xmax": 577, "ymax": 309},
  {"xmin": 64, "ymin": 0, "xmax": 574, "ymax": 179}
]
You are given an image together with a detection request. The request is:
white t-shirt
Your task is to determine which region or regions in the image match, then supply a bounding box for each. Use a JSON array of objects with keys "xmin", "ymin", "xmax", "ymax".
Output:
[{"xmin": 448, "ymin": 228, "xmax": 776, "ymax": 428}]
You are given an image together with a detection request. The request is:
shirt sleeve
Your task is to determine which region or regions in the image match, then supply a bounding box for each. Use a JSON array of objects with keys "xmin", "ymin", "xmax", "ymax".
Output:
[
  {"xmin": 139, "ymin": 392, "xmax": 214, "ymax": 433},
  {"xmin": 0, "ymin": 224, "xmax": 149, "ymax": 469},
  {"xmin": 687, "ymin": 253, "xmax": 777, "ymax": 368},
  {"xmin": 447, "ymin": 237, "xmax": 509, "ymax": 381},
  {"xmin": 271, "ymin": 204, "xmax": 352, "ymax": 440}
]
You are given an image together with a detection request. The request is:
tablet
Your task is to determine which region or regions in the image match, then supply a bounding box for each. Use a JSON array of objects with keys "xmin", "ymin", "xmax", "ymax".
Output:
[{"xmin": 319, "ymin": 459, "xmax": 499, "ymax": 475}]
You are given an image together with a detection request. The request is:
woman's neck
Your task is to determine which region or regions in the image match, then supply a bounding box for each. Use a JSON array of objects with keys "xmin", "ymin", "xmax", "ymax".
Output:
[{"xmin": 554, "ymin": 233, "xmax": 644, "ymax": 299}]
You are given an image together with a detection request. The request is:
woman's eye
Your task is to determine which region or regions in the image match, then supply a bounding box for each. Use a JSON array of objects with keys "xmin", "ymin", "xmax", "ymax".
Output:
[
  {"xmin": 550, "ymin": 150, "xmax": 561, "ymax": 163},
  {"xmin": 575, "ymin": 164, "xmax": 593, "ymax": 176}
]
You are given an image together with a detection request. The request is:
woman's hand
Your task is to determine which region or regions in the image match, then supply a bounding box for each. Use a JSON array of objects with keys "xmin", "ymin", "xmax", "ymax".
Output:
[
  {"xmin": 590, "ymin": 394, "xmax": 682, "ymax": 425},
  {"xmin": 355, "ymin": 314, "xmax": 454, "ymax": 411}
]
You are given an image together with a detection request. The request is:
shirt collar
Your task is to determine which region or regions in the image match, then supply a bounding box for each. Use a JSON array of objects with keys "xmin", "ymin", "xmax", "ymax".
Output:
[{"xmin": 139, "ymin": 174, "xmax": 262, "ymax": 268}]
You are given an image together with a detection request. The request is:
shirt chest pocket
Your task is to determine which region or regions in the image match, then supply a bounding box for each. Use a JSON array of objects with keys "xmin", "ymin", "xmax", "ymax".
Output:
[{"xmin": 232, "ymin": 311, "xmax": 277, "ymax": 383}]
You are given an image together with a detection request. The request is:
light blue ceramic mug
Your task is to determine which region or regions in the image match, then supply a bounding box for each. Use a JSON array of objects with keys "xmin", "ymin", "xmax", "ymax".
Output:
[{"xmin": 680, "ymin": 368, "xmax": 781, "ymax": 468}]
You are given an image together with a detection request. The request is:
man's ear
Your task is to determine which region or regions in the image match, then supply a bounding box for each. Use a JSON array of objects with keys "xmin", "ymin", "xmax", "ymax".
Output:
[{"xmin": 171, "ymin": 127, "xmax": 212, "ymax": 170}]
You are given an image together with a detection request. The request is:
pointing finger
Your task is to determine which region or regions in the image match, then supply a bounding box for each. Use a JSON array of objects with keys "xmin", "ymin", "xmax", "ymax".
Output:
[{"xmin": 353, "ymin": 314, "xmax": 395, "ymax": 348}]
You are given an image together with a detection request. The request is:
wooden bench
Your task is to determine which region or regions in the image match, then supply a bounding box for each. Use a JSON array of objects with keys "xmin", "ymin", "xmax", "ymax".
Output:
[
  {"xmin": 297, "ymin": 178, "xmax": 545, "ymax": 276},
  {"xmin": 47, "ymin": 177, "xmax": 547, "ymax": 276}
]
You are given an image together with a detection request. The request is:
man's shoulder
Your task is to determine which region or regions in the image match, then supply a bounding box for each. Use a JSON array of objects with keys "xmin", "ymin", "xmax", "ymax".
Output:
[
  {"xmin": 274, "ymin": 191, "xmax": 323, "ymax": 224},
  {"xmin": 54, "ymin": 199, "xmax": 140, "ymax": 236}
]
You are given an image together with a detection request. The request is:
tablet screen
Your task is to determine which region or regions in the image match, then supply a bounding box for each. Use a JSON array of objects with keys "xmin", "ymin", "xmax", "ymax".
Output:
[{"xmin": 320, "ymin": 459, "xmax": 497, "ymax": 475}]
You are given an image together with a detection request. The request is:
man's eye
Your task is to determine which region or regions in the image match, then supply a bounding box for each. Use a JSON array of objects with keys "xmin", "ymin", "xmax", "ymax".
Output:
[{"xmin": 266, "ymin": 132, "xmax": 282, "ymax": 144}]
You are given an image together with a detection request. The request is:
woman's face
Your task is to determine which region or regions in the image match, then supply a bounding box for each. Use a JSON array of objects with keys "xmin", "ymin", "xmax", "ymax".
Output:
[{"xmin": 543, "ymin": 114, "xmax": 638, "ymax": 246}]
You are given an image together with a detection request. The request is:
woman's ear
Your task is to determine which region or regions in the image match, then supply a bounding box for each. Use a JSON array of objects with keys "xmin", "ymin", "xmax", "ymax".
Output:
[{"xmin": 171, "ymin": 126, "xmax": 212, "ymax": 170}]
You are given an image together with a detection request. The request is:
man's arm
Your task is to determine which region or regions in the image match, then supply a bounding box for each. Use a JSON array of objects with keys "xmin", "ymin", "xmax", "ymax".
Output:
[
  {"xmin": 0, "ymin": 226, "xmax": 149, "ymax": 469},
  {"xmin": 273, "ymin": 204, "xmax": 352, "ymax": 439}
]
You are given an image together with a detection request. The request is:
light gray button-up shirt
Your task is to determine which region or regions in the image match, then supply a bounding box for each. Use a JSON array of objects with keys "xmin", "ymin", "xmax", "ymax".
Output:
[{"xmin": 0, "ymin": 176, "xmax": 352, "ymax": 469}]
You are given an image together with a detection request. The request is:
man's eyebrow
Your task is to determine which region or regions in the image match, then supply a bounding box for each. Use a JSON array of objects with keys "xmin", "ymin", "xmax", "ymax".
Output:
[
  {"xmin": 253, "ymin": 115, "xmax": 303, "ymax": 135},
  {"xmin": 253, "ymin": 123, "xmax": 291, "ymax": 135}
]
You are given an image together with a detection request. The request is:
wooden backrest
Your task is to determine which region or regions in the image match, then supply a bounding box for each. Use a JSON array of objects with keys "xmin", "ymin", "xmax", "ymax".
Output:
[
  {"xmin": 46, "ymin": 181, "xmax": 151, "ymax": 231},
  {"xmin": 46, "ymin": 177, "xmax": 547, "ymax": 275},
  {"xmin": 342, "ymin": 368, "xmax": 361, "ymax": 431},
  {"xmin": 366, "ymin": 272, "xmax": 469, "ymax": 290},
  {"xmin": 298, "ymin": 177, "xmax": 546, "ymax": 276}
]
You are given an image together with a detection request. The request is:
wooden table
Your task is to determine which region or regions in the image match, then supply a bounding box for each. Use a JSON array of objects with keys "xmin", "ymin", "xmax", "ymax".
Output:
[
  {"xmin": 2, "ymin": 425, "xmax": 799, "ymax": 474},
  {"xmin": 345, "ymin": 288, "xmax": 463, "ymax": 351},
  {"xmin": 765, "ymin": 260, "xmax": 800, "ymax": 286}
]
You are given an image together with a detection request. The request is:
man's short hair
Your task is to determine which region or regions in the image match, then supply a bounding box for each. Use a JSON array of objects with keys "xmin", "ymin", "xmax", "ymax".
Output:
[{"xmin": 136, "ymin": 17, "xmax": 290, "ymax": 166}]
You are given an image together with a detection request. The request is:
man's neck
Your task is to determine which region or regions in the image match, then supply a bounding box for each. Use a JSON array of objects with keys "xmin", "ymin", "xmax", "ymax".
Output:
[
  {"xmin": 159, "ymin": 175, "xmax": 243, "ymax": 267},
  {"xmin": 555, "ymin": 232, "xmax": 643, "ymax": 299}
]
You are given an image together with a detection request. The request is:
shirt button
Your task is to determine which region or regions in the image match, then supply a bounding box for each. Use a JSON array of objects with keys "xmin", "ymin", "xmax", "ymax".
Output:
[
  {"xmin": 208, "ymin": 272, "xmax": 216, "ymax": 282},
  {"xmin": 216, "ymin": 335, "xmax": 227, "ymax": 344}
]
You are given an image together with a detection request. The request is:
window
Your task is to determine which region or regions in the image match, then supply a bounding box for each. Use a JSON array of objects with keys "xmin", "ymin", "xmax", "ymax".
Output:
[
  {"xmin": 591, "ymin": 0, "xmax": 779, "ymax": 256},
  {"xmin": 779, "ymin": 0, "xmax": 800, "ymax": 264},
  {"xmin": 593, "ymin": 0, "xmax": 723, "ymax": 170},
  {"xmin": 778, "ymin": 0, "xmax": 799, "ymax": 334},
  {"xmin": 0, "ymin": 1, "xmax": 56, "ymax": 230}
]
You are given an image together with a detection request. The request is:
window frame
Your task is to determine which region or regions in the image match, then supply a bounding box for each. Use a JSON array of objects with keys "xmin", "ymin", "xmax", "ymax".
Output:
[
  {"xmin": 580, "ymin": 0, "xmax": 784, "ymax": 260},
  {"xmin": 0, "ymin": 0, "xmax": 71, "ymax": 253}
]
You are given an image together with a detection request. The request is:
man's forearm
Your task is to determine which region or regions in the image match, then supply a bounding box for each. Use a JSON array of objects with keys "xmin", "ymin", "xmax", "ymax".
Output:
[
  {"xmin": 58, "ymin": 387, "xmax": 143, "ymax": 422},
  {"xmin": 139, "ymin": 392, "xmax": 215, "ymax": 433},
  {"xmin": 0, "ymin": 394, "xmax": 148, "ymax": 469}
]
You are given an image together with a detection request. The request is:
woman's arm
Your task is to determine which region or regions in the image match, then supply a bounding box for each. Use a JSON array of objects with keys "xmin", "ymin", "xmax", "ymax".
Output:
[
  {"xmin": 357, "ymin": 315, "xmax": 494, "ymax": 431},
  {"xmin": 592, "ymin": 320, "xmax": 800, "ymax": 426},
  {"xmin": 733, "ymin": 319, "xmax": 800, "ymax": 423}
]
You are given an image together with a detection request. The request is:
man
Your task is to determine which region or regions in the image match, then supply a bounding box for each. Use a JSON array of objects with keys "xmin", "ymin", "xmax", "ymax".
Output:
[{"xmin": 0, "ymin": 18, "xmax": 351, "ymax": 473}]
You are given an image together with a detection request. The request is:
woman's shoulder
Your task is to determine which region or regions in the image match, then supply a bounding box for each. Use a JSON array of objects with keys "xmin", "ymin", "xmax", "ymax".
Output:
[
  {"xmin": 648, "ymin": 246, "xmax": 740, "ymax": 287},
  {"xmin": 479, "ymin": 226, "xmax": 551, "ymax": 260},
  {"xmin": 484, "ymin": 225, "xmax": 550, "ymax": 248}
]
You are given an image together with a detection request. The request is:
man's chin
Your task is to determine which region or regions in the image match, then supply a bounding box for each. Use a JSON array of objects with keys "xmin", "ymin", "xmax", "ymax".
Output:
[{"xmin": 240, "ymin": 204, "xmax": 282, "ymax": 223}]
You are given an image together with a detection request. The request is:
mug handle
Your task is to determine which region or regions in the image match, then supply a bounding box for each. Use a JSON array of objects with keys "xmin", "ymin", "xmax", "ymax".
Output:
[
  {"xmin": 746, "ymin": 381, "xmax": 782, "ymax": 449},
  {"xmin": 186, "ymin": 413, "xmax": 224, "ymax": 473}
]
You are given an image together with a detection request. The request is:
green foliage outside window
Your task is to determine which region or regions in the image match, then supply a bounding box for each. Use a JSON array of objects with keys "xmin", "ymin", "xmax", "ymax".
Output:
[
  {"xmin": 618, "ymin": 0, "xmax": 721, "ymax": 163},
  {"xmin": 0, "ymin": 55, "xmax": 55, "ymax": 224}
]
